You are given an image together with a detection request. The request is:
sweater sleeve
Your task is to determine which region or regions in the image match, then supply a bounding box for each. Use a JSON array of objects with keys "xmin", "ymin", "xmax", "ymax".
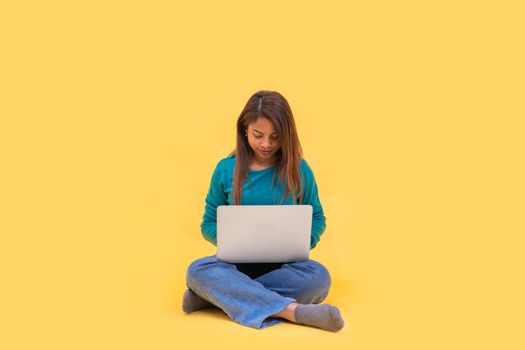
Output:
[
  {"xmin": 200, "ymin": 160, "xmax": 228, "ymax": 246},
  {"xmin": 300, "ymin": 160, "xmax": 327, "ymax": 250}
]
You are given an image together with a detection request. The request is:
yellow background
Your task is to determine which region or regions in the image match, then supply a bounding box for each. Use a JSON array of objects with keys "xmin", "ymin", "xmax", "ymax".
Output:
[{"xmin": 1, "ymin": 1, "xmax": 524, "ymax": 349}]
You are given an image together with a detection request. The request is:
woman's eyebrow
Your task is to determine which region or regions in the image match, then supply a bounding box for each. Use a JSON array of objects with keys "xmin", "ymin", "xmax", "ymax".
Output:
[{"xmin": 253, "ymin": 129, "xmax": 278, "ymax": 135}]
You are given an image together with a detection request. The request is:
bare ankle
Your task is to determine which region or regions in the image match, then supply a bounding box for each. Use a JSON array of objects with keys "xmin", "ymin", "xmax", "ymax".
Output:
[{"xmin": 272, "ymin": 302, "xmax": 299, "ymax": 322}]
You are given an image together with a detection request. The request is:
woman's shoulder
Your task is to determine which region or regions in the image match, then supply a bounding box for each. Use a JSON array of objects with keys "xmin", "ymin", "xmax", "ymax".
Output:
[
  {"xmin": 298, "ymin": 158, "xmax": 318, "ymax": 182},
  {"xmin": 299, "ymin": 158, "xmax": 313, "ymax": 172},
  {"xmin": 215, "ymin": 153, "xmax": 236, "ymax": 171}
]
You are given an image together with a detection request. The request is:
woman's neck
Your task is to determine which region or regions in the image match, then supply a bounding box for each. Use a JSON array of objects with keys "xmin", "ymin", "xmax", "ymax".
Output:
[{"xmin": 250, "ymin": 155, "xmax": 278, "ymax": 170}]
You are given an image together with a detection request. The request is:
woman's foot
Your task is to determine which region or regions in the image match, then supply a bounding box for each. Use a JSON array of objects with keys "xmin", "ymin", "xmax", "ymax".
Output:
[
  {"xmin": 294, "ymin": 303, "xmax": 345, "ymax": 332},
  {"xmin": 274, "ymin": 302, "xmax": 345, "ymax": 332},
  {"xmin": 182, "ymin": 288, "xmax": 214, "ymax": 314}
]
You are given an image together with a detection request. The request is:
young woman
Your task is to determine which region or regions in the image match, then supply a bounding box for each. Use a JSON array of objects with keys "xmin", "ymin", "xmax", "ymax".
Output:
[{"xmin": 183, "ymin": 90, "xmax": 345, "ymax": 332}]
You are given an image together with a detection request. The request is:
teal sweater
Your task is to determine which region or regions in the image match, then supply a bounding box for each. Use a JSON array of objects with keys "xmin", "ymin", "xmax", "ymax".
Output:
[{"xmin": 200, "ymin": 154, "xmax": 327, "ymax": 249}]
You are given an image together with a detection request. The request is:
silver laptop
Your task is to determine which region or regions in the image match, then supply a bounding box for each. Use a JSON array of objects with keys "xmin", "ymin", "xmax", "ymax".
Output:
[{"xmin": 216, "ymin": 205, "xmax": 312, "ymax": 263}]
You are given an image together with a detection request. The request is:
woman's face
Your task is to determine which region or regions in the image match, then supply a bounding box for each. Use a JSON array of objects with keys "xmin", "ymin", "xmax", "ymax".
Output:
[{"xmin": 246, "ymin": 117, "xmax": 281, "ymax": 163}]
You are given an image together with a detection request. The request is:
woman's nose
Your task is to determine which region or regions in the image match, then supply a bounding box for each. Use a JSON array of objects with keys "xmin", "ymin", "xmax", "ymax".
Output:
[{"xmin": 261, "ymin": 138, "xmax": 272, "ymax": 148}]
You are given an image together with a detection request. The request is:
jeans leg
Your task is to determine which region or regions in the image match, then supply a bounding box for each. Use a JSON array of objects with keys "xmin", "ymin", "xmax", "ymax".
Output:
[
  {"xmin": 186, "ymin": 255, "xmax": 296, "ymax": 329},
  {"xmin": 253, "ymin": 259, "xmax": 332, "ymax": 305}
]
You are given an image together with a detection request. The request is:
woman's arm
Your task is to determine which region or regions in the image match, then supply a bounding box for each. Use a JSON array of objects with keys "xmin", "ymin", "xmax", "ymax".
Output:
[
  {"xmin": 200, "ymin": 160, "xmax": 228, "ymax": 246},
  {"xmin": 300, "ymin": 160, "xmax": 327, "ymax": 249}
]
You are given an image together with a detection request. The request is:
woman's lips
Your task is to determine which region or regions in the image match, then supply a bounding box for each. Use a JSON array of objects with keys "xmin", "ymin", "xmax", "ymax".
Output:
[{"xmin": 260, "ymin": 150, "xmax": 272, "ymax": 156}]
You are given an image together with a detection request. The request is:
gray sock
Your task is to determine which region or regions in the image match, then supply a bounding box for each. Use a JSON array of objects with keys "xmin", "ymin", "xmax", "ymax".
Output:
[
  {"xmin": 294, "ymin": 303, "xmax": 345, "ymax": 332},
  {"xmin": 182, "ymin": 288, "xmax": 214, "ymax": 314}
]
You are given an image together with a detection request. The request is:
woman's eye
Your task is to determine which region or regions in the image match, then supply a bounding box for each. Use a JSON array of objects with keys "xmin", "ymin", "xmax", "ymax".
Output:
[{"xmin": 253, "ymin": 135, "xmax": 278, "ymax": 139}]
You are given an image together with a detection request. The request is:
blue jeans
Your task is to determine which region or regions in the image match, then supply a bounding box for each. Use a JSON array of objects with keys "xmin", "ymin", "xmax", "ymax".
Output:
[{"xmin": 185, "ymin": 255, "xmax": 332, "ymax": 329}]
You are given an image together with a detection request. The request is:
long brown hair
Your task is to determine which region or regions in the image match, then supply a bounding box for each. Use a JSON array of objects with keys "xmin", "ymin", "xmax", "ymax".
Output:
[{"xmin": 228, "ymin": 90, "xmax": 303, "ymax": 205}]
